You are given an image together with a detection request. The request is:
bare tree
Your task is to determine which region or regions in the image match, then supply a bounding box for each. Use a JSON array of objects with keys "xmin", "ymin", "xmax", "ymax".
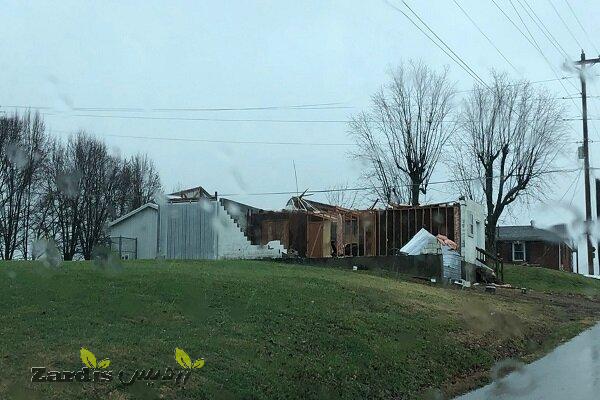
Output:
[
  {"xmin": 350, "ymin": 112, "xmax": 409, "ymax": 206},
  {"xmin": 350, "ymin": 61, "xmax": 456, "ymax": 206},
  {"xmin": 38, "ymin": 133, "xmax": 162, "ymax": 260},
  {"xmin": 75, "ymin": 132, "xmax": 121, "ymax": 260},
  {"xmin": 38, "ymin": 137, "xmax": 84, "ymax": 260},
  {"xmin": 114, "ymin": 153, "xmax": 162, "ymax": 216},
  {"xmin": 450, "ymin": 73, "xmax": 565, "ymax": 250},
  {"xmin": 0, "ymin": 111, "xmax": 47, "ymax": 260},
  {"xmin": 324, "ymin": 182, "xmax": 358, "ymax": 209}
]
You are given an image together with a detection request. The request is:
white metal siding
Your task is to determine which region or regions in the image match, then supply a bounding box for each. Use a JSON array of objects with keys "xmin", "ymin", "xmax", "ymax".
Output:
[
  {"xmin": 460, "ymin": 199, "xmax": 486, "ymax": 265},
  {"xmin": 159, "ymin": 202, "xmax": 218, "ymax": 259},
  {"xmin": 109, "ymin": 207, "xmax": 158, "ymax": 259},
  {"xmin": 442, "ymin": 246, "xmax": 462, "ymax": 280}
]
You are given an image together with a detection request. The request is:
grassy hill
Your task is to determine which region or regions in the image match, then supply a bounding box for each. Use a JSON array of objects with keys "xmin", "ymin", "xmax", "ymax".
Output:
[
  {"xmin": 503, "ymin": 264, "xmax": 600, "ymax": 296},
  {"xmin": 1, "ymin": 260, "xmax": 599, "ymax": 400}
]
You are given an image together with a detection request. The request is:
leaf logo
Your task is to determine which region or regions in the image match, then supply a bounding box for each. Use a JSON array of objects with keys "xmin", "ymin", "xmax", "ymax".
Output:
[
  {"xmin": 80, "ymin": 348, "xmax": 111, "ymax": 369},
  {"xmin": 175, "ymin": 348, "xmax": 204, "ymax": 370}
]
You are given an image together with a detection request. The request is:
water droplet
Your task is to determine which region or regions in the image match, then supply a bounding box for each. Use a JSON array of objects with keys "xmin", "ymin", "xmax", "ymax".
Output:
[
  {"xmin": 56, "ymin": 170, "xmax": 82, "ymax": 198},
  {"xmin": 91, "ymin": 245, "xmax": 122, "ymax": 271},
  {"xmin": 32, "ymin": 238, "xmax": 62, "ymax": 268},
  {"xmin": 490, "ymin": 358, "xmax": 535, "ymax": 396},
  {"xmin": 6, "ymin": 142, "xmax": 28, "ymax": 170},
  {"xmin": 422, "ymin": 388, "xmax": 445, "ymax": 400}
]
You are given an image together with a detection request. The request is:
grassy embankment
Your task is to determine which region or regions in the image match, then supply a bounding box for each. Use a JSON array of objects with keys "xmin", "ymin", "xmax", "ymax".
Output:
[
  {"xmin": 1, "ymin": 260, "xmax": 599, "ymax": 400},
  {"xmin": 503, "ymin": 263, "xmax": 600, "ymax": 296}
]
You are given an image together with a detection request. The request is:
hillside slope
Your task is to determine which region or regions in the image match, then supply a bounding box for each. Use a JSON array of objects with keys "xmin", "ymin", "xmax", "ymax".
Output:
[
  {"xmin": 1, "ymin": 260, "xmax": 598, "ymax": 400},
  {"xmin": 503, "ymin": 264, "xmax": 600, "ymax": 296}
]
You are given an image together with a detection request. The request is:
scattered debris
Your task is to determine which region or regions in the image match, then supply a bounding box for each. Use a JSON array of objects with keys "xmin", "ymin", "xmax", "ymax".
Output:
[
  {"xmin": 436, "ymin": 234, "xmax": 458, "ymax": 250},
  {"xmin": 453, "ymin": 279, "xmax": 471, "ymax": 288},
  {"xmin": 485, "ymin": 285, "xmax": 497, "ymax": 294}
]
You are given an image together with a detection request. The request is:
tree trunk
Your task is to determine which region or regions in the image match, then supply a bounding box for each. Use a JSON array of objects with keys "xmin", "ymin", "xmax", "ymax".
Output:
[
  {"xmin": 485, "ymin": 214, "xmax": 499, "ymax": 255},
  {"xmin": 410, "ymin": 181, "xmax": 420, "ymax": 206}
]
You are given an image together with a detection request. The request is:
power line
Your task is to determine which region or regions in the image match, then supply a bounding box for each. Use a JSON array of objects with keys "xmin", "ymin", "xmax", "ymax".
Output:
[
  {"xmin": 74, "ymin": 102, "xmax": 354, "ymax": 113},
  {"xmin": 511, "ymin": 0, "xmax": 584, "ymax": 97},
  {"xmin": 1, "ymin": 102, "xmax": 351, "ymax": 114},
  {"xmin": 218, "ymin": 167, "xmax": 580, "ymax": 197},
  {"xmin": 55, "ymin": 129, "xmax": 587, "ymax": 147},
  {"xmin": 42, "ymin": 113, "xmax": 352, "ymax": 123},
  {"xmin": 559, "ymin": 166, "xmax": 582, "ymax": 201},
  {"xmin": 3, "ymin": 75, "xmax": 595, "ymax": 115},
  {"xmin": 509, "ymin": 0, "xmax": 544, "ymax": 54},
  {"xmin": 454, "ymin": 74, "xmax": 598, "ymax": 93},
  {"xmin": 563, "ymin": 0, "xmax": 600, "ymax": 55},
  {"xmin": 491, "ymin": 0, "xmax": 581, "ymax": 114},
  {"xmin": 517, "ymin": 0, "xmax": 570, "ymax": 60},
  {"xmin": 490, "ymin": 0, "xmax": 541, "ymax": 52},
  {"xmin": 509, "ymin": 0, "xmax": 576, "ymax": 94},
  {"xmin": 547, "ymin": 0, "xmax": 584, "ymax": 49},
  {"xmin": 45, "ymin": 112, "xmax": 588, "ymax": 125},
  {"xmin": 401, "ymin": 0, "xmax": 490, "ymax": 88},
  {"xmin": 512, "ymin": 4, "xmax": 599, "ymax": 146},
  {"xmin": 560, "ymin": 95, "xmax": 600, "ymax": 100},
  {"xmin": 383, "ymin": 0, "xmax": 488, "ymax": 88},
  {"xmin": 569, "ymin": 167, "xmax": 583, "ymax": 205},
  {"xmin": 452, "ymin": 0, "xmax": 520, "ymax": 74},
  {"xmin": 52, "ymin": 130, "xmax": 356, "ymax": 147}
]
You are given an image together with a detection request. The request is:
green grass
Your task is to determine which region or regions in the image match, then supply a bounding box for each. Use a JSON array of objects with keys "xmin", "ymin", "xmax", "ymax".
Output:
[
  {"xmin": 503, "ymin": 264, "xmax": 600, "ymax": 296},
  {"xmin": 0, "ymin": 260, "xmax": 597, "ymax": 400}
]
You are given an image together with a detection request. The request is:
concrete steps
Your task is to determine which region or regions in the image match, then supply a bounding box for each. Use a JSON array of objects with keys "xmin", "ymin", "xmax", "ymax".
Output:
[{"xmin": 215, "ymin": 203, "xmax": 286, "ymax": 259}]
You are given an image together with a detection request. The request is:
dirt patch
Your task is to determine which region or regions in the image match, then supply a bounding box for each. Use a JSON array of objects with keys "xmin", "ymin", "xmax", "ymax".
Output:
[{"xmin": 442, "ymin": 286, "xmax": 600, "ymax": 399}]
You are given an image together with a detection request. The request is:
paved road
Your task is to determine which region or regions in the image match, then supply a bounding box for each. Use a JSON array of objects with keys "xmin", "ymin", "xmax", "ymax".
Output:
[{"xmin": 455, "ymin": 322, "xmax": 600, "ymax": 400}]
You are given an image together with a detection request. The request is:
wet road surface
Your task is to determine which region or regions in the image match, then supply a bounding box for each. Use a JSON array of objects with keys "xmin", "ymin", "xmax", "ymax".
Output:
[{"xmin": 455, "ymin": 322, "xmax": 600, "ymax": 400}]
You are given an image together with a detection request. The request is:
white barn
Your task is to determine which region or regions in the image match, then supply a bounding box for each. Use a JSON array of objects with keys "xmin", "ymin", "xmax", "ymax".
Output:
[{"xmin": 108, "ymin": 199, "xmax": 285, "ymax": 260}]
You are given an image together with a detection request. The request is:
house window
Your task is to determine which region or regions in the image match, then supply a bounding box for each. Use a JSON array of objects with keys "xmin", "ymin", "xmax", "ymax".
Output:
[
  {"xmin": 512, "ymin": 242, "xmax": 525, "ymax": 261},
  {"xmin": 468, "ymin": 213, "xmax": 474, "ymax": 237}
]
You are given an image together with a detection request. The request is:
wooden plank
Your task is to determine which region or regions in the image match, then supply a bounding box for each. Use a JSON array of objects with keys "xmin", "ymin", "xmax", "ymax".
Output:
[
  {"xmin": 307, "ymin": 221, "xmax": 323, "ymax": 258},
  {"xmin": 392, "ymin": 209, "xmax": 396, "ymax": 254}
]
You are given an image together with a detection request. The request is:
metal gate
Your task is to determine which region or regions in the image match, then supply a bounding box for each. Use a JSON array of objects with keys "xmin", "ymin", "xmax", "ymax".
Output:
[{"xmin": 110, "ymin": 236, "xmax": 138, "ymax": 260}]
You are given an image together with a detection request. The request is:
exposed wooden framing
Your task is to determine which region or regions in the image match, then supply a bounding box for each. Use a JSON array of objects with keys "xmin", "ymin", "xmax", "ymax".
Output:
[
  {"xmin": 252, "ymin": 200, "xmax": 470, "ymax": 259},
  {"xmin": 392, "ymin": 209, "xmax": 396, "ymax": 254},
  {"xmin": 357, "ymin": 214, "xmax": 361, "ymax": 256},
  {"xmin": 400, "ymin": 210, "xmax": 402, "ymax": 251},
  {"xmin": 387, "ymin": 211, "xmax": 390, "ymax": 255},
  {"xmin": 414, "ymin": 207, "xmax": 418, "ymax": 238},
  {"xmin": 427, "ymin": 208, "xmax": 431, "ymax": 232},
  {"xmin": 444, "ymin": 207, "xmax": 448, "ymax": 237},
  {"xmin": 375, "ymin": 211, "xmax": 381, "ymax": 255}
]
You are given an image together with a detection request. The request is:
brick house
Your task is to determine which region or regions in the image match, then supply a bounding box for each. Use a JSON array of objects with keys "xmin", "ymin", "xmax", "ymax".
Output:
[{"xmin": 497, "ymin": 225, "xmax": 574, "ymax": 272}]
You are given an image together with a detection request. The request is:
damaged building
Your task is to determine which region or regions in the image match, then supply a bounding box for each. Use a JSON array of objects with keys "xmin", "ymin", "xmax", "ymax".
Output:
[
  {"xmin": 108, "ymin": 185, "xmax": 486, "ymax": 279},
  {"xmin": 108, "ymin": 186, "xmax": 285, "ymax": 260},
  {"xmin": 246, "ymin": 196, "xmax": 485, "ymax": 266}
]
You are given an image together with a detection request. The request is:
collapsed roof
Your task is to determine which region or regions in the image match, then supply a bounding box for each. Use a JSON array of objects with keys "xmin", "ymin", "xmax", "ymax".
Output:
[
  {"xmin": 286, "ymin": 196, "xmax": 352, "ymax": 213},
  {"xmin": 167, "ymin": 186, "xmax": 213, "ymax": 202}
]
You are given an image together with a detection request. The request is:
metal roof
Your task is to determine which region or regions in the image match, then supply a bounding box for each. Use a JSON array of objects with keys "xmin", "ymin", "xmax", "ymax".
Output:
[
  {"xmin": 497, "ymin": 225, "xmax": 572, "ymax": 247},
  {"xmin": 108, "ymin": 203, "xmax": 158, "ymax": 227},
  {"xmin": 168, "ymin": 186, "xmax": 212, "ymax": 200}
]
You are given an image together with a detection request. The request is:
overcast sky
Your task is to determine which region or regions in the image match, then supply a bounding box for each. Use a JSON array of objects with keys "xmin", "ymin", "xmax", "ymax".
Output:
[{"xmin": 2, "ymin": 0, "xmax": 600, "ymax": 271}]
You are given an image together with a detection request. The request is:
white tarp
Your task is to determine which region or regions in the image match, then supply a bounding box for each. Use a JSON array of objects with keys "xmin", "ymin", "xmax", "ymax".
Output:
[{"xmin": 400, "ymin": 228, "xmax": 439, "ymax": 255}]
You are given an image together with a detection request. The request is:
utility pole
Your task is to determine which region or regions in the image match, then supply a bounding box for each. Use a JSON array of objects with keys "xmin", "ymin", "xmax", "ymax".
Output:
[
  {"xmin": 596, "ymin": 178, "xmax": 600, "ymax": 274},
  {"xmin": 575, "ymin": 50, "xmax": 600, "ymax": 275}
]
